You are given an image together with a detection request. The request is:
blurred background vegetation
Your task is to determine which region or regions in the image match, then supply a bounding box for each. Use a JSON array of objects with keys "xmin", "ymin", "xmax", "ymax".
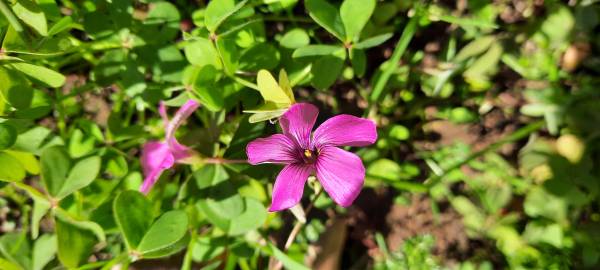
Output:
[{"xmin": 1, "ymin": 0, "xmax": 600, "ymax": 269}]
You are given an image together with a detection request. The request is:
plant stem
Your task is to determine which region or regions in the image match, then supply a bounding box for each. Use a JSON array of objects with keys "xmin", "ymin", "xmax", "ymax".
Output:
[
  {"xmin": 203, "ymin": 157, "xmax": 248, "ymax": 164},
  {"xmin": 232, "ymin": 75, "xmax": 260, "ymax": 91},
  {"xmin": 369, "ymin": 9, "xmax": 420, "ymax": 102},
  {"xmin": 180, "ymin": 229, "xmax": 197, "ymax": 270},
  {"xmin": 271, "ymin": 188, "xmax": 324, "ymax": 270},
  {"xmin": 262, "ymin": 15, "xmax": 313, "ymax": 23}
]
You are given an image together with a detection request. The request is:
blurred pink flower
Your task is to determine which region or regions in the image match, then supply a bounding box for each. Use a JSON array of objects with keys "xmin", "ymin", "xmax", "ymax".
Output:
[
  {"xmin": 140, "ymin": 100, "xmax": 199, "ymax": 194},
  {"xmin": 246, "ymin": 103, "xmax": 377, "ymax": 211}
]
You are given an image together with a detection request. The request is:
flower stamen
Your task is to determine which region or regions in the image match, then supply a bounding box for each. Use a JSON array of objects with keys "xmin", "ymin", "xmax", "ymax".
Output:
[{"xmin": 302, "ymin": 149, "xmax": 317, "ymax": 164}]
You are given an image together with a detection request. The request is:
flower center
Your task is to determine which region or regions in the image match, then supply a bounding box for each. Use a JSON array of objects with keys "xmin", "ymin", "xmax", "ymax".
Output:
[{"xmin": 301, "ymin": 149, "xmax": 318, "ymax": 164}]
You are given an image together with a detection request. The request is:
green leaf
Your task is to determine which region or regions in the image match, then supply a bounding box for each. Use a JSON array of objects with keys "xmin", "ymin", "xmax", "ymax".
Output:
[
  {"xmin": 196, "ymin": 165, "xmax": 244, "ymax": 219},
  {"xmin": 279, "ymin": 28, "xmax": 310, "ymax": 49},
  {"xmin": 0, "ymin": 232, "xmax": 30, "ymax": 269},
  {"xmin": 13, "ymin": 126, "xmax": 62, "ymax": 155},
  {"xmin": 256, "ymin": 69, "xmax": 294, "ymax": 105},
  {"xmin": 524, "ymin": 187, "xmax": 567, "ymax": 222},
  {"xmin": 292, "ymin": 44, "xmax": 343, "ymax": 58},
  {"xmin": 204, "ymin": 0, "xmax": 248, "ymax": 32},
  {"xmin": 367, "ymin": 159, "xmax": 420, "ymax": 182},
  {"xmin": 311, "ymin": 54, "xmax": 345, "ymax": 90},
  {"xmin": 239, "ymin": 43, "xmax": 280, "ymax": 71},
  {"xmin": 305, "ymin": 0, "xmax": 345, "ymax": 41},
  {"xmin": 146, "ymin": 1, "xmax": 179, "ymax": 21},
  {"xmin": 224, "ymin": 115, "xmax": 265, "ymax": 159},
  {"xmin": 56, "ymin": 155, "xmax": 101, "ymax": 199},
  {"xmin": 192, "ymin": 237, "xmax": 227, "ymax": 262},
  {"xmin": 523, "ymin": 221, "xmax": 563, "ymax": 248},
  {"xmin": 215, "ymin": 38, "xmax": 240, "ymax": 76},
  {"xmin": 12, "ymin": 0, "xmax": 47, "ymax": 36},
  {"xmin": 350, "ymin": 48, "xmax": 366, "ymax": 77},
  {"xmin": 0, "ymin": 66, "xmax": 33, "ymax": 110},
  {"xmin": 184, "ymin": 38, "xmax": 221, "ymax": 68},
  {"xmin": 138, "ymin": 210, "xmax": 189, "ymax": 258},
  {"xmin": 32, "ymin": 234, "xmax": 56, "ymax": 270},
  {"xmin": 540, "ymin": 6, "xmax": 574, "ymax": 44},
  {"xmin": 354, "ymin": 33, "xmax": 393, "ymax": 49},
  {"xmin": 0, "ymin": 258, "xmax": 23, "ymax": 270},
  {"xmin": 0, "ymin": 123, "xmax": 17, "ymax": 150},
  {"xmin": 8, "ymin": 63, "xmax": 65, "ymax": 87},
  {"xmin": 247, "ymin": 108, "xmax": 287, "ymax": 123},
  {"xmin": 47, "ymin": 16, "xmax": 74, "ymax": 36},
  {"xmin": 191, "ymin": 65, "xmax": 224, "ymax": 111},
  {"xmin": 198, "ymin": 197, "xmax": 266, "ymax": 236},
  {"xmin": 453, "ymin": 35, "xmax": 495, "ymax": 62},
  {"xmin": 451, "ymin": 196, "xmax": 486, "ymax": 229},
  {"xmin": 55, "ymin": 210, "xmax": 105, "ymax": 268},
  {"xmin": 228, "ymin": 198, "xmax": 267, "ymax": 235},
  {"xmin": 40, "ymin": 146, "xmax": 71, "ymax": 197},
  {"xmin": 113, "ymin": 190, "xmax": 154, "ymax": 250},
  {"xmin": 68, "ymin": 129, "xmax": 95, "ymax": 158},
  {"xmin": 0, "ymin": 11, "xmax": 6, "ymax": 27},
  {"xmin": 268, "ymin": 243, "xmax": 310, "ymax": 270},
  {"xmin": 0, "ymin": 152, "xmax": 26, "ymax": 182},
  {"xmin": 340, "ymin": 0, "xmax": 375, "ymax": 42},
  {"xmin": 6, "ymin": 84, "xmax": 33, "ymax": 110},
  {"xmin": 12, "ymin": 182, "xmax": 51, "ymax": 238},
  {"xmin": 463, "ymin": 43, "xmax": 503, "ymax": 84}
]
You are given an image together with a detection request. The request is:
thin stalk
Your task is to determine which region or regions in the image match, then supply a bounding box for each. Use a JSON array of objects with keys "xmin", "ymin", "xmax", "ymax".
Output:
[
  {"xmin": 369, "ymin": 10, "xmax": 420, "ymax": 102},
  {"xmin": 180, "ymin": 229, "xmax": 197, "ymax": 270},
  {"xmin": 218, "ymin": 18, "xmax": 262, "ymax": 38},
  {"xmin": 262, "ymin": 15, "xmax": 313, "ymax": 23},
  {"xmin": 209, "ymin": 34, "xmax": 260, "ymax": 92},
  {"xmin": 271, "ymin": 188, "xmax": 324, "ymax": 270},
  {"xmin": 203, "ymin": 158, "xmax": 247, "ymax": 164},
  {"xmin": 232, "ymin": 75, "xmax": 260, "ymax": 91}
]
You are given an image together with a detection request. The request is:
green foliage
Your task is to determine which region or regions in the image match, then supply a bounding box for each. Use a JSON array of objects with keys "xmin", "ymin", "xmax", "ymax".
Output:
[
  {"xmin": 113, "ymin": 191, "xmax": 154, "ymax": 250},
  {"xmin": 1, "ymin": 0, "xmax": 600, "ymax": 269}
]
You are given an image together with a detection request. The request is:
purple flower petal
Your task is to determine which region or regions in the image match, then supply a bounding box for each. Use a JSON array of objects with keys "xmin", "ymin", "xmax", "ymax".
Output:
[
  {"xmin": 315, "ymin": 146, "xmax": 365, "ymax": 207},
  {"xmin": 246, "ymin": 134, "xmax": 300, "ymax": 165},
  {"xmin": 312, "ymin": 115, "xmax": 377, "ymax": 148},
  {"xmin": 168, "ymin": 137, "xmax": 192, "ymax": 160},
  {"xmin": 165, "ymin": 100, "xmax": 200, "ymax": 141},
  {"xmin": 269, "ymin": 164, "xmax": 313, "ymax": 212},
  {"xmin": 140, "ymin": 141, "xmax": 176, "ymax": 194},
  {"xmin": 279, "ymin": 103, "xmax": 318, "ymax": 149}
]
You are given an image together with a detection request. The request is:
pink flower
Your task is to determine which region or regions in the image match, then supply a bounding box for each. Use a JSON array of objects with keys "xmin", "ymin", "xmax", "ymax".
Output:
[
  {"xmin": 246, "ymin": 103, "xmax": 377, "ymax": 211},
  {"xmin": 140, "ymin": 100, "xmax": 200, "ymax": 194}
]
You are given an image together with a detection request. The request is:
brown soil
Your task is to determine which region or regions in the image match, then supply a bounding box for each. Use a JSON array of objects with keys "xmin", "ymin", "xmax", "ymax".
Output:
[{"xmin": 384, "ymin": 195, "xmax": 469, "ymax": 265}]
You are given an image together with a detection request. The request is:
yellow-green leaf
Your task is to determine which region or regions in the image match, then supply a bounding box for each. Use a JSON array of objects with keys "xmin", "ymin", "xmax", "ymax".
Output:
[
  {"xmin": 256, "ymin": 69, "xmax": 292, "ymax": 105},
  {"xmin": 278, "ymin": 69, "xmax": 295, "ymax": 103}
]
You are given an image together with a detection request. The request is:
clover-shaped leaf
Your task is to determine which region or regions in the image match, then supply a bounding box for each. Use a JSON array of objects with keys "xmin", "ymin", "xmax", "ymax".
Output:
[
  {"xmin": 243, "ymin": 69, "xmax": 296, "ymax": 123},
  {"xmin": 113, "ymin": 191, "xmax": 189, "ymax": 259},
  {"xmin": 40, "ymin": 146, "xmax": 101, "ymax": 199}
]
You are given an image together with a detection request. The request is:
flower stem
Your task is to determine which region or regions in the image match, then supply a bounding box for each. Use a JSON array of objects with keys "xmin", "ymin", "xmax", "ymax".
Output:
[{"xmin": 271, "ymin": 188, "xmax": 324, "ymax": 270}]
